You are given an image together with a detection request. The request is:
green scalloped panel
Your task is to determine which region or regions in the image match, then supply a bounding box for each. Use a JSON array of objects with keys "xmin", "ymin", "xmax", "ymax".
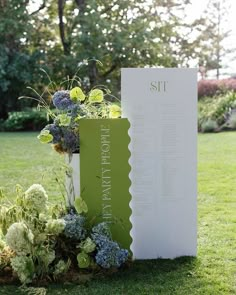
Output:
[{"xmin": 80, "ymin": 118, "xmax": 132, "ymax": 252}]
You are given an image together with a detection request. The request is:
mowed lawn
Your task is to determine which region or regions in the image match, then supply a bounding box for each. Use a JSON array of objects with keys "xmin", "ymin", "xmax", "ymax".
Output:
[{"xmin": 0, "ymin": 132, "xmax": 236, "ymax": 295}]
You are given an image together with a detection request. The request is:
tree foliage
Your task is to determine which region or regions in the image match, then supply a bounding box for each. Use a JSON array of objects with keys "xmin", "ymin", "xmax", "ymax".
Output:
[{"xmin": 0, "ymin": 0, "xmax": 232, "ymax": 117}]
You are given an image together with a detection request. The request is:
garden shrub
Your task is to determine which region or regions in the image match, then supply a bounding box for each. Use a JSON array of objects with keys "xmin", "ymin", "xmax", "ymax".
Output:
[
  {"xmin": 200, "ymin": 119, "xmax": 218, "ymax": 133},
  {"xmin": 198, "ymin": 78, "xmax": 236, "ymax": 99},
  {"xmin": 198, "ymin": 91, "xmax": 236, "ymax": 128},
  {"xmin": 2, "ymin": 109, "xmax": 51, "ymax": 131},
  {"xmin": 227, "ymin": 112, "xmax": 236, "ymax": 130},
  {"xmin": 0, "ymin": 184, "xmax": 129, "ymax": 287}
]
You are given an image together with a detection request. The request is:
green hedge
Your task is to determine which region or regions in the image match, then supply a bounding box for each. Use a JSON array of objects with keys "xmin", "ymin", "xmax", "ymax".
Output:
[
  {"xmin": 0, "ymin": 110, "xmax": 51, "ymax": 131},
  {"xmin": 198, "ymin": 91, "xmax": 236, "ymax": 132}
]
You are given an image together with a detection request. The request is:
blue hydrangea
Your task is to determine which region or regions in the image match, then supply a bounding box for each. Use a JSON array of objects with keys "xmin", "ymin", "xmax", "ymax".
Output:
[
  {"xmin": 63, "ymin": 213, "xmax": 86, "ymax": 240},
  {"xmin": 95, "ymin": 240, "xmax": 129, "ymax": 269},
  {"xmin": 52, "ymin": 90, "xmax": 74, "ymax": 110},
  {"xmin": 68, "ymin": 104, "xmax": 82, "ymax": 119},
  {"xmin": 92, "ymin": 222, "xmax": 111, "ymax": 238},
  {"xmin": 91, "ymin": 222, "xmax": 129, "ymax": 268},
  {"xmin": 61, "ymin": 129, "xmax": 79, "ymax": 153},
  {"xmin": 91, "ymin": 232, "xmax": 110, "ymax": 249},
  {"xmin": 44, "ymin": 124, "xmax": 62, "ymax": 144}
]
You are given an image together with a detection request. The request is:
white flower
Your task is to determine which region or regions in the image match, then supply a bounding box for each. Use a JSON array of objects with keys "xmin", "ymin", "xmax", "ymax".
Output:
[
  {"xmin": 11, "ymin": 255, "xmax": 34, "ymax": 284},
  {"xmin": 6, "ymin": 222, "xmax": 34, "ymax": 255},
  {"xmin": 25, "ymin": 184, "xmax": 48, "ymax": 213}
]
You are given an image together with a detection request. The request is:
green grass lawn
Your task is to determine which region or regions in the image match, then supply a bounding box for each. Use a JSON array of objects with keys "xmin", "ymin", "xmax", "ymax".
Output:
[{"xmin": 0, "ymin": 132, "xmax": 236, "ymax": 295}]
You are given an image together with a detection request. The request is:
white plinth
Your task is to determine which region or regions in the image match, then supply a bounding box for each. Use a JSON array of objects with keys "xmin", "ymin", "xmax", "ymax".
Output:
[{"xmin": 65, "ymin": 153, "xmax": 80, "ymax": 207}]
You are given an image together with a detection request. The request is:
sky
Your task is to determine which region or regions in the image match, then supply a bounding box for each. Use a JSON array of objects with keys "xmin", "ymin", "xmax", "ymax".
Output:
[{"xmin": 186, "ymin": 0, "xmax": 236, "ymax": 77}]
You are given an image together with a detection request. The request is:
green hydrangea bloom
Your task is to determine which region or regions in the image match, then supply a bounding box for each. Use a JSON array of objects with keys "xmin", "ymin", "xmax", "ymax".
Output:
[
  {"xmin": 46, "ymin": 219, "xmax": 65, "ymax": 235},
  {"xmin": 53, "ymin": 259, "xmax": 70, "ymax": 276},
  {"xmin": 24, "ymin": 184, "xmax": 48, "ymax": 213},
  {"xmin": 77, "ymin": 252, "xmax": 90, "ymax": 268},
  {"xmin": 6, "ymin": 222, "xmax": 34, "ymax": 255},
  {"xmin": 80, "ymin": 237, "xmax": 96, "ymax": 253},
  {"xmin": 10, "ymin": 255, "xmax": 34, "ymax": 284}
]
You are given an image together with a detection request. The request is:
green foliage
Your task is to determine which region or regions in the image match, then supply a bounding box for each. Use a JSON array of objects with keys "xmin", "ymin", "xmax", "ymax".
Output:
[
  {"xmin": 227, "ymin": 112, "xmax": 236, "ymax": 129},
  {"xmin": 1, "ymin": 0, "xmax": 209, "ymax": 117},
  {"xmin": 0, "ymin": 185, "xmax": 66, "ymax": 284},
  {"xmin": 198, "ymin": 91, "xmax": 236, "ymax": 131},
  {"xmin": 0, "ymin": 183, "xmax": 129, "ymax": 287},
  {"xmin": 53, "ymin": 259, "xmax": 71, "ymax": 277},
  {"xmin": 2, "ymin": 110, "xmax": 50, "ymax": 131},
  {"xmin": 201, "ymin": 119, "xmax": 218, "ymax": 133},
  {"xmin": 74, "ymin": 197, "xmax": 88, "ymax": 215}
]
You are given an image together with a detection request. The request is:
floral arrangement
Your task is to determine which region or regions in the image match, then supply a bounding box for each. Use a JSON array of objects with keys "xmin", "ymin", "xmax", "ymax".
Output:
[
  {"xmin": 36, "ymin": 83, "xmax": 122, "ymax": 154},
  {"xmin": 0, "ymin": 184, "xmax": 129, "ymax": 286}
]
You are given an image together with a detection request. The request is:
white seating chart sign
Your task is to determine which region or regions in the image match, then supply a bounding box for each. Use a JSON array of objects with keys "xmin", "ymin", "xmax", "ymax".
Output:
[{"xmin": 121, "ymin": 68, "xmax": 197, "ymax": 259}]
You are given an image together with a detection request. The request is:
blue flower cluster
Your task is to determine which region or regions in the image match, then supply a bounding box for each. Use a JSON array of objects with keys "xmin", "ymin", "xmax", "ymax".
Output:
[
  {"xmin": 61, "ymin": 128, "xmax": 79, "ymax": 152},
  {"xmin": 63, "ymin": 213, "xmax": 86, "ymax": 240},
  {"xmin": 91, "ymin": 222, "xmax": 129, "ymax": 269},
  {"xmin": 52, "ymin": 90, "xmax": 74, "ymax": 111},
  {"xmin": 92, "ymin": 222, "xmax": 111, "ymax": 238}
]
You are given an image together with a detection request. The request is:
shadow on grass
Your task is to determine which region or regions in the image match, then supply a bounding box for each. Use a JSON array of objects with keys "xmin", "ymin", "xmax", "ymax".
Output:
[
  {"xmin": 0, "ymin": 257, "xmax": 202, "ymax": 295},
  {"xmin": 44, "ymin": 256, "xmax": 201, "ymax": 295}
]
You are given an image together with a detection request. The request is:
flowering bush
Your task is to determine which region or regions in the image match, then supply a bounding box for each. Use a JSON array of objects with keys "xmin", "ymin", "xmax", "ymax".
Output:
[
  {"xmin": 198, "ymin": 91, "xmax": 236, "ymax": 131},
  {"xmin": 0, "ymin": 184, "xmax": 129, "ymax": 287},
  {"xmin": 36, "ymin": 84, "xmax": 121, "ymax": 154},
  {"xmin": 198, "ymin": 78, "xmax": 236, "ymax": 99}
]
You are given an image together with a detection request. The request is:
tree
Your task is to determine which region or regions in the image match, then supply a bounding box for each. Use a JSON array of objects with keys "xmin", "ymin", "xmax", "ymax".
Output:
[
  {"xmin": 0, "ymin": 0, "xmax": 45, "ymax": 119},
  {"xmin": 197, "ymin": 0, "xmax": 232, "ymax": 79},
  {"xmin": 52, "ymin": 0, "xmax": 192, "ymax": 93}
]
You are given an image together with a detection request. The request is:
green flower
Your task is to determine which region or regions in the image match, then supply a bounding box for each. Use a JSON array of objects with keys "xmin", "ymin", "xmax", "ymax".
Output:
[
  {"xmin": 37, "ymin": 130, "xmax": 53, "ymax": 143},
  {"xmin": 77, "ymin": 252, "xmax": 90, "ymax": 268},
  {"xmin": 88, "ymin": 89, "xmax": 104, "ymax": 103},
  {"xmin": 70, "ymin": 87, "xmax": 85, "ymax": 102},
  {"xmin": 6, "ymin": 222, "xmax": 34, "ymax": 255},
  {"xmin": 109, "ymin": 105, "xmax": 121, "ymax": 118},
  {"xmin": 10, "ymin": 255, "xmax": 34, "ymax": 284},
  {"xmin": 46, "ymin": 219, "xmax": 65, "ymax": 235},
  {"xmin": 80, "ymin": 237, "xmax": 96, "ymax": 253},
  {"xmin": 53, "ymin": 259, "xmax": 71, "ymax": 276},
  {"xmin": 24, "ymin": 184, "xmax": 48, "ymax": 213},
  {"xmin": 57, "ymin": 114, "xmax": 71, "ymax": 126}
]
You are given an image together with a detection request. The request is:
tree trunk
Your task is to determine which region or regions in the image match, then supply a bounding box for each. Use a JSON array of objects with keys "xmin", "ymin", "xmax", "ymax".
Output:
[{"xmin": 58, "ymin": 0, "xmax": 71, "ymax": 55}]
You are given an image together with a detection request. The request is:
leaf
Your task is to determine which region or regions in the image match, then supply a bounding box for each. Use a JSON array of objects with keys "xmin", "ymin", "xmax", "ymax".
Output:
[
  {"xmin": 74, "ymin": 197, "xmax": 88, "ymax": 214},
  {"xmin": 70, "ymin": 87, "xmax": 85, "ymax": 102},
  {"xmin": 37, "ymin": 130, "xmax": 53, "ymax": 143},
  {"xmin": 77, "ymin": 252, "xmax": 90, "ymax": 268},
  {"xmin": 88, "ymin": 89, "xmax": 104, "ymax": 103}
]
